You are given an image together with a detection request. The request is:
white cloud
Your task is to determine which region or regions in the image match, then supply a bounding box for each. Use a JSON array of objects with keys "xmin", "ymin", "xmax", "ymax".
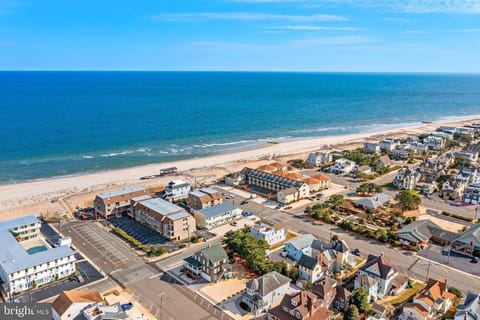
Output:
[
  {"xmin": 266, "ymin": 25, "xmax": 361, "ymax": 31},
  {"xmin": 290, "ymin": 35, "xmax": 376, "ymax": 45},
  {"xmin": 152, "ymin": 12, "xmax": 348, "ymax": 22}
]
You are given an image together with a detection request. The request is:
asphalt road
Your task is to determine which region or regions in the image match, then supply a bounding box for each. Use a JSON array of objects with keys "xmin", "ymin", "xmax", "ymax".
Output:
[{"xmin": 224, "ymin": 192, "xmax": 480, "ymax": 294}]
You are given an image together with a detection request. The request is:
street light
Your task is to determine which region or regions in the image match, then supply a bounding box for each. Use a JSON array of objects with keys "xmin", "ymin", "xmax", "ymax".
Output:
[{"xmin": 158, "ymin": 292, "xmax": 165, "ymax": 320}]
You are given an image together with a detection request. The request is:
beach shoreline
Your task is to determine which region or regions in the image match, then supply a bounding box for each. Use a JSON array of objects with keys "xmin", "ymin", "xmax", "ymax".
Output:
[{"xmin": 1, "ymin": 115, "xmax": 479, "ymax": 219}]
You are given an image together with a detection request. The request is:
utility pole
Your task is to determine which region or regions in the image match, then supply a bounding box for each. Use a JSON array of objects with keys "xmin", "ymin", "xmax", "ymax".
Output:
[
  {"xmin": 158, "ymin": 292, "xmax": 165, "ymax": 320},
  {"xmin": 425, "ymin": 259, "xmax": 431, "ymax": 282}
]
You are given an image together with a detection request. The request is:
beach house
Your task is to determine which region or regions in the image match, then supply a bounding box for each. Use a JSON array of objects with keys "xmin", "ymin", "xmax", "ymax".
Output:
[
  {"xmin": 312, "ymin": 277, "xmax": 352, "ymax": 312},
  {"xmin": 267, "ymin": 290, "xmax": 333, "ymax": 320},
  {"xmin": 423, "ymin": 135, "xmax": 446, "ymax": 151},
  {"xmin": 133, "ymin": 197, "xmax": 196, "ymax": 241},
  {"xmin": 164, "ymin": 180, "xmax": 191, "ymax": 201},
  {"xmin": 282, "ymin": 234, "xmax": 316, "ymax": 261},
  {"xmin": 183, "ymin": 244, "xmax": 232, "ymax": 283},
  {"xmin": 307, "ymin": 151, "xmax": 333, "ymax": 166},
  {"xmin": 463, "ymin": 182, "xmax": 480, "ymax": 204},
  {"xmin": 187, "ymin": 188, "xmax": 223, "ymax": 210},
  {"xmin": 393, "ymin": 167, "xmax": 421, "ymax": 190},
  {"xmin": 354, "ymin": 254, "xmax": 408, "ymax": 302},
  {"xmin": 311, "ymin": 239, "xmax": 354, "ymax": 274},
  {"xmin": 94, "ymin": 186, "xmax": 148, "ymax": 219},
  {"xmin": 298, "ymin": 254, "xmax": 323, "ymax": 283},
  {"xmin": 364, "ymin": 142, "xmax": 381, "ymax": 154},
  {"xmin": 250, "ymin": 223, "xmax": 287, "ymax": 246},
  {"xmin": 193, "ymin": 203, "xmax": 242, "ymax": 229},
  {"xmin": 379, "ymin": 139, "xmax": 400, "ymax": 152},
  {"xmin": 242, "ymin": 271, "xmax": 292, "ymax": 313},
  {"xmin": 52, "ymin": 290, "xmax": 104, "ymax": 320},
  {"xmin": 454, "ymin": 292, "xmax": 480, "ymax": 320},
  {"xmin": 0, "ymin": 216, "xmax": 76, "ymax": 296},
  {"xmin": 401, "ymin": 278, "xmax": 455, "ymax": 320},
  {"xmin": 329, "ymin": 159, "xmax": 356, "ymax": 175},
  {"xmin": 277, "ymin": 187, "xmax": 300, "ymax": 204}
]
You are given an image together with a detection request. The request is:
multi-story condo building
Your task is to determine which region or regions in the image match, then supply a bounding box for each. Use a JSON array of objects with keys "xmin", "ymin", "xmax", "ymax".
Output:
[
  {"xmin": 94, "ymin": 186, "xmax": 148, "ymax": 219},
  {"xmin": 193, "ymin": 203, "xmax": 242, "ymax": 229},
  {"xmin": 188, "ymin": 188, "xmax": 223, "ymax": 210},
  {"xmin": 164, "ymin": 180, "xmax": 191, "ymax": 201},
  {"xmin": 133, "ymin": 197, "xmax": 196, "ymax": 241},
  {"xmin": 0, "ymin": 216, "xmax": 76, "ymax": 297}
]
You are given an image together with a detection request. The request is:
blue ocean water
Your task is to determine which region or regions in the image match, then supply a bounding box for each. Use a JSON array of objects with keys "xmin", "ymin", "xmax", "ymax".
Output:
[{"xmin": 1, "ymin": 71, "xmax": 480, "ymax": 184}]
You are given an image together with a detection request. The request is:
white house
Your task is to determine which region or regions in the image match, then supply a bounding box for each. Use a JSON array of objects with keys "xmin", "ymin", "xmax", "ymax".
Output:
[
  {"xmin": 453, "ymin": 151, "xmax": 479, "ymax": 163},
  {"xmin": 164, "ymin": 180, "xmax": 191, "ymax": 201},
  {"xmin": 393, "ymin": 167, "xmax": 421, "ymax": 190},
  {"xmin": 379, "ymin": 139, "xmax": 400, "ymax": 152},
  {"xmin": 307, "ymin": 151, "xmax": 333, "ymax": 166},
  {"xmin": 193, "ymin": 203, "xmax": 242, "ymax": 229},
  {"xmin": 454, "ymin": 292, "xmax": 480, "ymax": 320},
  {"xmin": 283, "ymin": 234, "xmax": 316, "ymax": 261},
  {"xmin": 330, "ymin": 159, "xmax": 356, "ymax": 175},
  {"xmin": 389, "ymin": 144, "xmax": 412, "ymax": 160},
  {"xmin": 354, "ymin": 254, "xmax": 408, "ymax": 302},
  {"xmin": 365, "ymin": 142, "xmax": 381, "ymax": 154},
  {"xmin": 298, "ymin": 254, "xmax": 323, "ymax": 283},
  {"xmin": 250, "ymin": 223, "xmax": 287, "ymax": 246},
  {"xmin": 277, "ymin": 187, "xmax": 300, "ymax": 204},
  {"xmin": 0, "ymin": 216, "xmax": 76, "ymax": 297},
  {"xmin": 423, "ymin": 135, "xmax": 446, "ymax": 151},
  {"xmin": 401, "ymin": 278, "xmax": 455, "ymax": 320},
  {"xmin": 242, "ymin": 271, "xmax": 293, "ymax": 313},
  {"xmin": 52, "ymin": 290, "xmax": 104, "ymax": 320}
]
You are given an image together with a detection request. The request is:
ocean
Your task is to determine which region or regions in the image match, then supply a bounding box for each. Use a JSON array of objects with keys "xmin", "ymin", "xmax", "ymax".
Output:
[{"xmin": 1, "ymin": 71, "xmax": 480, "ymax": 184}]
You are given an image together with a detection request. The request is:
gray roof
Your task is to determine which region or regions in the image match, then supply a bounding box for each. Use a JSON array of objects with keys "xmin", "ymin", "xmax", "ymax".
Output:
[
  {"xmin": 455, "ymin": 292, "xmax": 480, "ymax": 320},
  {"xmin": 285, "ymin": 234, "xmax": 316, "ymax": 250},
  {"xmin": 312, "ymin": 239, "xmax": 349, "ymax": 253},
  {"xmin": 138, "ymin": 197, "xmax": 189, "ymax": 220},
  {"xmin": 362, "ymin": 254, "xmax": 396, "ymax": 280},
  {"xmin": 130, "ymin": 195, "xmax": 152, "ymax": 202},
  {"xmin": 246, "ymin": 271, "xmax": 291, "ymax": 297},
  {"xmin": 240, "ymin": 167, "xmax": 305, "ymax": 189},
  {"xmin": 0, "ymin": 215, "xmax": 75, "ymax": 274},
  {"xmin": 354, "ymin": 193, "xmax": 391, "ymax": 210},
  {"xmin": 97, "ymin": 186, "xmax": 146, "ymax": 199},
  {"xmin": 398, "ymin": 220, "xmax": 458, "ymax": 243},
  {"xmin": 455, "ymin": 223, "xmax": 480, "ymax": 248},
  {"xmin": 298, "ymin": 254, "xmax": 318, "ymax": 270},
  {"xmin": 200, "ymin": 188, "xmax": 220, "ymax": 195},
  {"xmin": 195, "ymin": 203, "xmax": 237, "ymax": 219}
]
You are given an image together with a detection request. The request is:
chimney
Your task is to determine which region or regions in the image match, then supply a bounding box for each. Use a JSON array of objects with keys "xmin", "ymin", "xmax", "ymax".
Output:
[{"xmin": 380, "ymin": 252, "xmax": 384, "ymax": 257}]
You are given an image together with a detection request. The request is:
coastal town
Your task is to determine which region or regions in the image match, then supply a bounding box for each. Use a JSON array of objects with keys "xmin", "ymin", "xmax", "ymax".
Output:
[{"xmin": 1, "ymin": 119, "xmax": 480, "ymax": 320}]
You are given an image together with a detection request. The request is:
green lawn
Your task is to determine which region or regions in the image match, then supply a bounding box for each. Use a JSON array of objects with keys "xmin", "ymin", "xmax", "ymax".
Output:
[{"xmin": 379, "ymin": 282, "xmax": 425, "ymax": 306}]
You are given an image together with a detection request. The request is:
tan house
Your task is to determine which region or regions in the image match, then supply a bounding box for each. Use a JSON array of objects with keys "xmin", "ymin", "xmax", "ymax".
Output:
[
  {"xmin": 298, "ymin": 254, "xmax": 323, "ymax": 283},
  {"xmin": 133, "ymin": 197, "xmax": 196, "ymax": 241},
  {"xmin": 402, "ymin": 278, "xmax": 455, "ymax": 320},
  {"xmin": 277, "ymin": 187, "xmax": 300, "ymax": 205},
  {"xmin": 188, "ymin": 188, "xmax": 223, "ymax": 210},
  {"xmin": 303, "ymin": 175, "xmax": 331, "ymax": 193},
  {"xmin": 94, "ymin": 186, "xmax": 148, "ymax": 219}
]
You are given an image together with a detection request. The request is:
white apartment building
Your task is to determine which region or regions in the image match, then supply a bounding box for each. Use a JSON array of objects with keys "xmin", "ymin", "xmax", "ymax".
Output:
[
  {"xmin": 193, "ymin": 203, "xmax": 242, "ymax": 229},
  {"xmin": 164, "ymin": 180, "xmax": 191, "ymax": 201},
  {"xmin": 250, "ymin": 223, "xmax": 287, "ymax": 246},
  {"xmin": 0, "ymin": 216, "xmax": 76, "ymax": 297}
]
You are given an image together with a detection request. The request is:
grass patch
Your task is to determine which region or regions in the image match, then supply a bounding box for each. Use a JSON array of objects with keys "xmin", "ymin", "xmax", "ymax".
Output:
[
  {"xmin": 381, "ymin": 282, "xmax": 425, "ymax": 306},
  {"xmin": 382, "ymin": 182, "xmax": 396, "ymax": 189}
]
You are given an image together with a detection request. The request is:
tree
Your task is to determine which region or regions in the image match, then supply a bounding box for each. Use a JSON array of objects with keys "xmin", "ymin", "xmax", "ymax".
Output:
[
  {"xmin": 356, "ymin": 183, "xmax": 383, "ymax": 195},
  {"xmin": 328, "ymin": 195, "xmax": 344, "ymax": 211},
  {"xmin": 339, "ymin": 220, "xmax": 354, "ymax": 231},
  {"xmin": 344, "ymin": 305, "xmax": 360, "ymax": 320},
  {"xmin": 288, "ymin": 266, "xmax": 299, "ymax": 282},
  {"xmin": 396, "ymin": 190, "xmax": 421, "ymax": 212},
  {"xmin": 352, "ymin": 287, "xmax": 370, "ymax": 313}
]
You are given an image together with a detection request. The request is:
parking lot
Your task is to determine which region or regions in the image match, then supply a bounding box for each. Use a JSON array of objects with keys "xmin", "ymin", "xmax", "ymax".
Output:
[
  {"xmin": 108, "ymin": 216, "xmax": 180, "ymax": 252},
  {"xmin": 419, "ymin": 244, "xmax": 480, "ymax": 276}
]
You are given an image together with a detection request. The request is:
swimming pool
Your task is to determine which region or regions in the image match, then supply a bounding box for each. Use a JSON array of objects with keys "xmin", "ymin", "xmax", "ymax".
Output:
[{"xmin": 27, "ymin": 245, "xmax": 48, "ymax": 255}]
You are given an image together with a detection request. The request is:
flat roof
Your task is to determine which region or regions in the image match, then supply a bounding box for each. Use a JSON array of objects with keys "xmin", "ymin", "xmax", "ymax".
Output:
[
  {"xmin": 131, "ymin": 195, "xmax": 152, "ymax": 202},
  {"xmin": 196, "ymin": 203, "xmax": 237, "ymax": 219},
  {"xmin": 97, "ymin": 186, "xmax": 146, "ymax": 199},
  {"xmin": 138, "ymin": 197, "xmax": 187, "ymax": 216},
  {"xmin": 0, "ymin": 215, "xmax": 75, "ymax": 274},
  {"xmin": 200, "ymin": 188, "xmax": 220, "ymax": 195}
]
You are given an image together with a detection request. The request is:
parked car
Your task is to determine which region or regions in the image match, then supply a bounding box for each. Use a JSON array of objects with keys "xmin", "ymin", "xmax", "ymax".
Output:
[
  {"xmin": 230, "ymin": 221, "xmax": 237, "ymax": 226},
  {"xmin": 242, "ymin": 211, "xmax": 253, "ymax": 217},
  {"xmin": 281, "ymin": 250, "xmax": 288, "ymax": 258},
  {"xmin": 240, "ymin": 200, "xmax": 249, "ymax": 205},
  {"xmin": 352, "ymin": 248, "xmax": 361, "ymax": 256},
  {"xmin": 121, "ymin": 303, "xmax": 133, "ymax": 311},
  {"xmin": 471, "ymin": 257, "xmax": 478, "ymax": 263}
]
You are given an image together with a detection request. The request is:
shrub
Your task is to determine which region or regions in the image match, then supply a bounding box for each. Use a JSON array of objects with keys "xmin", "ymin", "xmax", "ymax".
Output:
[{"xmin": 448, "ymin": 287, "xmax": 463, "ymax": 298}]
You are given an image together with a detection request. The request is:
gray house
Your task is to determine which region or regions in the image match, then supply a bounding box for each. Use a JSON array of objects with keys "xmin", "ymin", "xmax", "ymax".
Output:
[{"xmin": 242, "ymin": 271, "xmax": 292, "ymax": 313}]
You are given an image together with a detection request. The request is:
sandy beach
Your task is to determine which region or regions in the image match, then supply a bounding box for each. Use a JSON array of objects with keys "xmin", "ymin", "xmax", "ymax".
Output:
[{"xmin": 1, "ymin": 116, "xmax": 479, "ymax": 221}]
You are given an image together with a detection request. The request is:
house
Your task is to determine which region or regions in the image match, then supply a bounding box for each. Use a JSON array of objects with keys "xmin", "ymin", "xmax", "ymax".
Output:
[
  {"xmin": 452, "ymin": 223, "xmax": 480, "ymax": 255},
  {"xmin": 354, "ymin": 254, "xmax": 408, "ymax": 302},
  {"xmin": 379, "ymin": 139, "xmax": 400, "ymax": 152},
  {"xmin": 401, "ymin": 278, "xmax": 455, "ymax": 320},
  {"xmin": 462, "ymin": 182, "xmax": 480, "ymax": 204},
  {"xmin": 365, "ymin": 142, "xmax": 381, "ymax": 154},
  {"xmin": 183, "ymin": 244, "xmax": 232, "ymax": 282},
  {"xmin": 393, "ymin": 167, "xmax": 421, "ymax": 190},
  {"xmin": 283, "ymin": 234, "xmax": 316, "ymax": 261},
  {"xmin": 416, "ymin": 182, "xmax": 437, "ymax": 196},
  {"xmin": 133, "ymin": 197, "xmax": 196, "ymax": 241},
  {"xmin": 298, "ymin": 254, "xmax": 323, "ymax": 283},
  {"xmin": 188, "ymin": 188, "xmax": 223, "ymax": 210},
  {"xmin": 439, "ymin": 179, "xmax": 464, "ymax": 201},
  {"xmin": 250, "ymin": 223, "xmax": 287, "ymax": 246},
  {"xmin": 438, "ymin": 126, "xmax": 475, "ymax": 138},
  {"xmin": 330, "ymin": 159, "xmax": 356, "ymax": 175},
  {"xmin": 313, "ymin": 277, "xmax": 352, "ymax": 311},
  {"xmin": 0, "ymin": 216, "xmax": 76, "ymax": 296},
  {"xmin": 82, "ymin": 303, "xmax": 128, "ymax": 320},
  {"xmin": 419, "ymin": 158, "xmax": 448, "ymax": 183},
  {"xmin": 377, "ymin": 155, "xmax": 393, "ymax": 169},
  {"xmin": 353, "ymin": 193, "xmax": 391, "ymax": 211},
  {"xmin": 267, "ymin": 290, "xmax": 333, "ymax": 320},
  {"xmin": 367, "ymin": 303, "xmax": 388, "ymax": 320},
  {"xmin": 193, "ymin": 203, "xmax": 242, "ymax": 229},
  {"xmin": 52, "ymin": 290, "xmax": 104, "ymax": 320},
  {"xmin": 454, "ymin": 292, "xmax": 480, "ymax": 320},
  {"xmin": 398, "ymin": 219, "xmax": 458, "ymax": 247},
  {"xmin": 302, "ymin": 176, "xmax": 331, "ymax": 193},
  {"xmin": 423, "ymin": 135, "xmax": 446, "ymax": 151},
  {"xmin": 241, "ymin": 167, "xmax": 310, "ymax": 199},
  {"xmin": 355, "ymin": 165, "xmax": 372, "ymax": 176},
  {"xmin": 164, "ymin": 180, "xmax": 191, "ymax": 201},
  {"xmin": 307, "ymin": 151, "xmax": 333, "ymax": 166},
  {"xmin": 456, "ymin": 166, "xmax": 479, "ymax": 185},
  {"xmin": 311, "ymin": 239, "xmax": 354, "ymax": 274},
  {"xmin": 409, "ymin": 142, "xmax": 428, "ymax": 154},
  {"xmin": 390, "ymin": 144, "xmax": 412, "ymax": 160},
  {"xmin": 94, "ymin": 186, "xmax": 148, "ymax": 219},
  {"xmin": 242, "ymin": 271, "xmax": 293, "ymax": 313},
  {"xmin": 453, "ymin": 151, "xmax": 479, "ymax": 163},
  {"xmin": 225, "ymin": 172, "xmax": 245, "ymax": 186},
  {"xmin": 277, "ymin": 187, "xmax": 300, "ymax": 205}
]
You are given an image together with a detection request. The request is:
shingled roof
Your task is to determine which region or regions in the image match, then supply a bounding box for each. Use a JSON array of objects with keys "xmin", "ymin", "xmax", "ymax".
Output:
[
  {"xmin": 298, "ymin": 254, "xmax": 318, "ymax": 271},
  {"xmin": 246, "ymin": 271, "xmax": 291, "ymax": 297},
  {"xmin": 52, "ymin": 290, "xmax": 103, "ymax": 317},
  {"xmin": 362, "ymin": 254, "xmax": 397, "ymax": 280}
]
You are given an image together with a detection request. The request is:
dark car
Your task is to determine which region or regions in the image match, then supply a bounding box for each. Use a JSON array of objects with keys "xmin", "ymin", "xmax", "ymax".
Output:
[
  {"xmin": 240, "ymin": 200, "xmax": 249, "ymax": 205},
  {"xmin": 352, "ymin": 248, "xmax": 361, "ymax": 256},
  {"xmin": 471, "ymin": 257, "xmax": 478, "ymax": 263},
  {"xmin": 242, "ymin": 211, "xmax": 253, "ymax": 217}
]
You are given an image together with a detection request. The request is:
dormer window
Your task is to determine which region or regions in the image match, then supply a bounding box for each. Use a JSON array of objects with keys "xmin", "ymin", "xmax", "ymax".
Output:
[{"xmin": 291, "ymin": 299, "xmax": 297, "ymax": 307}]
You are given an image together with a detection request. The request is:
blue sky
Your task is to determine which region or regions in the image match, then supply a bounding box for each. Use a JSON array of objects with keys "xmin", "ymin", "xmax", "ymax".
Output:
[{"xmin": 1, "ymin": 0, "xmax": 480, "ymax": 71}]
